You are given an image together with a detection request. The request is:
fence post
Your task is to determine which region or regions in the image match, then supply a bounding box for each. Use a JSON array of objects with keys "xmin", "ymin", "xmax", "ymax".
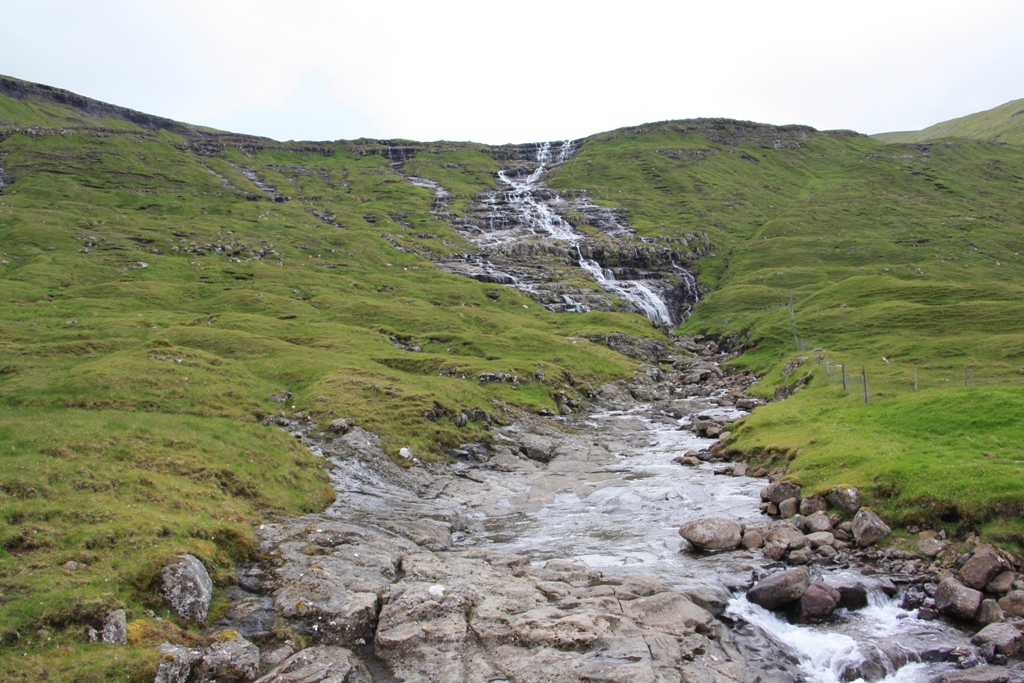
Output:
[
  {"xmin": 841, "ymin": 364, "xmax": 847, "ymax": 391},
  {"xmin": 862, "ymin": 366, "xmax": 868, "ymax": 403},
  {"xmin": 914, "ymin": 366, "xmax": 918, "ymax": 392}
]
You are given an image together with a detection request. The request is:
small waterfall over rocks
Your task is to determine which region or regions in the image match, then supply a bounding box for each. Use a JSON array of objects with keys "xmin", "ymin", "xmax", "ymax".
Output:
[{"xmin": 410, "ymin": 140, "xmax": 704, "ymax": 326}]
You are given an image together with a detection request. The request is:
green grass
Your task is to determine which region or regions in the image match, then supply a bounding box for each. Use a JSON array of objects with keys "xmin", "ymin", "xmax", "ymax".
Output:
[{"xmin": 874, "ymin": 97, "xmax": 1024, "ymax": 145}]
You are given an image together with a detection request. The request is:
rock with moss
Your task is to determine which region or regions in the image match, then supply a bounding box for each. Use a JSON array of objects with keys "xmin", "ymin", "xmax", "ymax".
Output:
[
  {"xmin": 825, "ymin": 486, "xmax": 861, "ymax": 515},
  {"xmin": 852, "ymin": 508, "xmax": 890, "ymax": 547},
  {"xmin": 161, "ymin": 554, "xmax": 213, "ymax": 623}
]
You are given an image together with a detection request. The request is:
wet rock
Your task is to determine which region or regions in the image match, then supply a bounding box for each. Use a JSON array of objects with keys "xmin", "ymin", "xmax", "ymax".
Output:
[
  {"xmin": 763, "ymin": 541, "xmax": 787, "ymax": 561},
  {"xmin": 975, "ymin": 599, "xmax": 1005, "ymax": 626},
  {"xmin": 741, "ymin": 529, "xmax": 765, "ymax": 549},
  {"xmin": 787, "ymin": 547, "xmax": 813, "ymax": 565},
  {"xmin": 919, "ymin": 538, "xmax": 946, "ymax": 557},
  {"xmin": 763, "ymin": 480, "xmax": 802, "ymax": 504},
  {"xmin": 806, "ymin": 531, "xmax": 835, "ymax": 548},
  {"xmin": 731, "ymin": 462, "xmax": 747, "ymax": 477},
  {"xmin": 253, "ymin": 645, "xmax": 370, "ymax": 683},
  {"xmin": 804, "ymin": 511, "xmax": 833, "ymax": 533},
  {"xmin": 971, "ymin": 622, "xmax": 1023, "ymax": 655},
  {"xmin": 959, "ymin": 546, "xmax": 1006, "ymax": 590},
  {"xmin": 799, "ymin": 495, "xmax": 828, "ymax": 516},
  {"xmin": 996, "ymin": 590, "xmax": 1024, "ymax": 617},
  {"xmin": 779, "ymin": 497, "xmax": 798, "ymax": 518},
  {"xmin": 799, "ymin": 581, "xmax": 842, "ymax": 623},
  {"xmin": 678, "ymin": 516, "xmax": 742, "ymax": 550},
  {"xmin": 197, "ymin": 635, "xmax": 260, "ymax": 682},
  {"xmin": 620, "ymin": 591, "xmax": 715, "ymax": 635},
  {"xmin": 747, "ymin": 567, "xmax": 810, "ymax": 609},
  {"xmin": 684, "ymin": 585, "xmax": 732, "ymax": 616},
  {"xmin": 936, "ymin": 666, "xmax": 1011, "ymax": 683},
  {"xmin": 98, "ymin": 608, "xmax": 127, "ymax": 645},
  {"xmin": 852, "ymin": 508, "xmax": 891, "ymax": 547},
  {"xmin": 518, "ymin": 433, "xmax": 556, "ymax": 462},
  {"xmin": 985, "ymin": 571, "xmax": 1015, "ymax": 595},
  {"xmin": 935, "ymin": 577, "xmax": 983, "ymax": 620},
  {"xmin": 826, "ymin": 485, "xmax": 861, "ymax": 515},
  {"xmin": 161, "ymin": 554, "xmax": 213, "ymax": 623},
  {"xmin": 155, "ymin": 643, "xmax": 202, "ymax": 683},
  {"xmin": 765, "ymin": 521, "xmax": 805, "ymax": 547}
]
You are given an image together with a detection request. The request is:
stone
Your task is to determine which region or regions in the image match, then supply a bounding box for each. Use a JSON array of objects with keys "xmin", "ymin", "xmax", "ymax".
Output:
[
  {"xmin": 972, "ymin": 622, "xmax": 1023, "ymax": 655},
  {"xmin": 816, "ymin": 544, "xmax": 838, "ymax": 559},
  {"xmin": 806, "ymin": 531, "xmax": 835, "ymax": 548},
  {"xmin": 747, "ymin": 568, "xmax": 810, "ymax": 609},
  {"xmin": 787, "ymin": 547, "xmax": 813, "ymax": 565},
  {"xmin": 684, "ymin": 585, "xmax": 732, "ymax": 616},
  {"xmin": 741, "ymin": 529, "xmax": 765, "ymax": 549},
  {"xmin": 763, "ymin": 480, "xmax": 802, "ymax": 504},
  {"xmin": 799, "ymin": 582, "xmax": 842, "ymax": 623},
  {"xmin": 985, "ymin": 571, "xmax": 1015, "ymax": 595},
  {"xmin": 919, "ymin": 538, "xmax": 946, "ymax": 557},
  {"xmin": 996, "ymin": 590, "xmax": 1024, "ymax": 617},
  {"xmin": 852, "ymin": 508, "xmax": 890, "ymax": 547},
  {"xmin": 100, "ymin": 609, "xmax": 127, "ymax": 645},
  {"xmin": 161, "ymin": 554, "xmax": 213, "ymax": 623},
  {"xmin": 804, "ymin": 511, "xmax": 833, "ymax": 532},
  {"xmin": 935, "ymin": 577, "xmax": 983, "ymax": 620},
  {"xmin": 959, "ymin": 545, "xmax": 1006, "ymax": 590},
  {"xmin": 197, "ymin": 635, "xmax": 260, "ymax": 682},
  {"xmin": 328, "ymin": 418, "xmax": 350, "ymax": 433},
  {"xmin": 518, "ymin": 433, "xmax": 556, "ymax": 462},
  {"xmin": 765, "ymin": 522, "xmax": 805, "ymax": 547},
  {"xmin": 825, "ymin": 486, "xmax": 861, "ymax": 515},
  {"xmin": 799, "ymin": 495, "xmax": 828, "ymax": 516},
  {"xmin": 678, "ymin": 516, "xmax": 742, "ymax": 550},
  {"xmin": 731, "ymin": 462, "xmax": 747, "ymax": 476},
  {"xmin": 976, "ymin": 599, "xmax": 1005, "ymax": 626},
  {"xmin": 155, "ymin": 643, "xmax": 203, "ymax": 683},
  {"xmin": 763, "ymin": 541, "xmax": 787, "ymax": 561},
  {"xmin": 253, "ymin": 645, "xmax": 371, "ymax": 683},
  {"xmin": 937, "ymin": 667, "xmax": 1011, "ymax": 683},
  {"xmin": 779, "ymin": 497, "xmax": 799, "ymax": 518}
]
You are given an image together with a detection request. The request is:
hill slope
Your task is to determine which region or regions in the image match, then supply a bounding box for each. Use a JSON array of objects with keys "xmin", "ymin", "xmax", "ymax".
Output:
[{"xmin": 874, "ymin": 97, "xmax": 1024, "ymax": 145}]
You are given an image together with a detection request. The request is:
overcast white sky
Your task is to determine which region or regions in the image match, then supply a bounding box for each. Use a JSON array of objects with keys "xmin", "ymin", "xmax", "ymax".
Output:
[{"xmin": 2, "ymin": 0, "xmax": 1023, "ymax": 144}]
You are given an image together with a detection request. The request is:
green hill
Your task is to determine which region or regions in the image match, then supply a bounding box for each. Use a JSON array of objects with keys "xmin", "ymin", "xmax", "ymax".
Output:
[
  {"xmin": 3, "ymin": 76, "xmax": 1024, "ymax": 679},
  {"xmin": 874, "ymin": 97, "xmax": 1024, "ymax": 145}
]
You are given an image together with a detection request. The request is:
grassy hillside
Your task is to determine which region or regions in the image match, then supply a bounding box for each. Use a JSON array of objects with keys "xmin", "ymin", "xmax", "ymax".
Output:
[
  {"xmin": 0, "ymin": 79, "xmax": 656, "ymax": 680},
  {"xmin": 548, "ymin": 118, "xmax": 1024, "ymax": 542},
  {"xmin": 875, "ymin": 97, "xmax": 1024, "ymax": 145}
]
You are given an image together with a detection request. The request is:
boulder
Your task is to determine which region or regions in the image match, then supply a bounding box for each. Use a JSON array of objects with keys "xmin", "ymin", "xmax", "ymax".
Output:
[
  {"xmin": 741, "ymin": 529, "xmax": 765, "ymax": 549},
  {"xmin": 779, "ymin": 497, "xmax": 799, "ymax": 518},
  {"xmin": 788, "ymin": 547, "xmax": 813, "ymax": 565},
  {"xmin": 678, "ymin": 517, "xmax": 742, "ymax": 550},
  {"xmin": 918, "ymin": 538, "xmax": 946, "ymax": 557},
  {"xmin": 731, "ymin": 462, "xmax": 748, "ymax": 477},
  {"xmin": 806, "ymin": 531, "xmax": 835, "ymax": 548},
  {"xmin": 253, "ymin": 645, "xmax": 371, "ymax": 683},
  {"xmin": 972, "ymin": 622, "xmax": 1023, "ymax": 655},
  {"xmin": 799, "ymin": 495, "xmax": 828, "ymax": 516},
  {"xmin": 518, "ymin": 434, "xmax": 556, "ymax": 462},
  {"xmin": 985, "ymin": 571, "xmax": 1015, "ymax": 595},
  {"xmin": 825, "ymin": 486, "xmax": 861, "ymax": 515},
  {"xmin": 155, "ymin": 643, "xmax": 203, "ymax": 683},
  {"xmin": 328, "ymin": 418, "xmax": 350, "ymax": 434},
  {"xmin": 935, "ymin": 577, "xmax": 983, "ymax": 621},
  {"xmin": 852, "ymin": 508, "xmax": 890, "ymax": 547},
  {"xmin": 804, "ymin": 511, "xmax": 833, "ymax": 533},
  {"xmin": 161, "ymin": 554, "xmax": 213, "ymax": 623},
  {"xmin": 747, "ymin": 568, "xmax": 810, "ymax": 609},
  {"xmin": 976, "ymin": 599, "xmax": 1005, "ymax": 626},
  {"xmin": 826, "ymin": 577, "xmax": 868, "ymax": 609},
  {"xmin": 936, "ymin": 668, "xmax": 1010, "ymax": 683},
  {"xmin": 800, "ymin": 582, "xmax": 842, "ymax": 623},
  {"xmin": 763, "ymin": 541, "xmax": 787, "ymax": 561},
  {"xmin": 100, "ymin": 609, "xmax": 127, "ymax": 645},
  {"xmin": 996, "ymin": 590, "xmax": 1024, "ymax": 617},
  {"xmin": 765, "ymin": 522, "xmax": 805, "ymax": 547},
  {"xmin": 959, "ymin": 545, "xmax": 1006, "ymax": 590},
  {"xmin": 763, "ymin": 480, "xmax": 802, "ymax": 505},
  {"xmin": 197, "ymin": 635, "xmax": 260, "ymax": 682}
]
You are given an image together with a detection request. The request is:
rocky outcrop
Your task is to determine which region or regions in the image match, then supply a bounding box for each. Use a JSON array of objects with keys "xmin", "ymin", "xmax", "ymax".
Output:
[
  {"xmin": 100, "ymin": 609, "xmax": 127, "ymax": 645},
  {"xmin": 253, "ymin": 645, "xmax": 370, "ymax": 683},
  {"xmin": 161, "ymin": 554, "xmax": 213, "ymax": 623}
]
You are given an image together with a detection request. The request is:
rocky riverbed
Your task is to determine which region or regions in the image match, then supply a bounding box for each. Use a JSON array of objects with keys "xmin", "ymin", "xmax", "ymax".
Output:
[{"xmin": 149, "ymin": 340, "xmax": 1024, "ymax": 683}]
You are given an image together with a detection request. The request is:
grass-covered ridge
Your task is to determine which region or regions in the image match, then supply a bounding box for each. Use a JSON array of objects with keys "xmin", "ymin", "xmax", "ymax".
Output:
[{"xmin": 874, "ymin": 97, "xmax": 1024, "ymax": 145}]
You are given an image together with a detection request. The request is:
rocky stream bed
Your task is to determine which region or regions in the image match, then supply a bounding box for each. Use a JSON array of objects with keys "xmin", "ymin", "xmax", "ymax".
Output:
[{"xmin": 141, "ymin": 341, "xmax": 1024, "ymax": 683}]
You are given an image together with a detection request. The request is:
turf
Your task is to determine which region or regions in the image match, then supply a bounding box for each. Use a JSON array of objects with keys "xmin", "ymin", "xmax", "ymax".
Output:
[{"xmin": 874, "ymin": 97, "xmax": 1024, "ymax": 145}]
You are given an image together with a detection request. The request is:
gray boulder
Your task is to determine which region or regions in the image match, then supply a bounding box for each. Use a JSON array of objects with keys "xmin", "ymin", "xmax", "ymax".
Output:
[
  {"xmin": 997, "ymin": 590, "xmax": 1024, "ymax": 617},
  {"xmin": 763, "ymin": 480, "xmax": 802, "ymax": 504},
  {"xmin": 197, "ymin": 635, "xmax": 260, "ymax": 682},
  {"xmin": 972, "ymin": 622, "xmax": 1023, "ymax": 655},
  {"xmin": 959, "ymin": 545, "xmax": 1006, "ymax": 590},
  {"xmin": 155, "ymin": 643, "xmax": 203, "ymax": 683},
  {"xmin": 518, "ymin": 433, "xmax": 556, "ymax": 462},
  {"xmin": 328, "ymin": 418, "xmax": 350, "ymax": 433},
  {"xmin": 852, "ymin": 508, "xmax": 890, "ymax": 547},
  {"xmin": 253, "ymin": 645, "xmax": 371, "ymax": 683},
  {"xmin": 678, "ymin": 516, "xmax": 742, "ymax": 550},
  {"xmin": 806, "ymin": 531, "xmax": 835, "ymax": 548},
  {"xmin": 935, "ymin": 577, "xmax": 982, "ymax": 620},
  {"xmin": 161, "ymin": 554, "xmax": 213, "ymax": 623},
  {"xmin": 825, "ymin": 486, "xmax": 861, "ymax": 515},
  {"xmin": 918, "ymin": 538, "xmax": 946, "ymax": 557},
  {"xmin": 976, "ymin": 599, "xmax": 1005, "ymax": 626},
  {"xmin": 985, "ymin": 571, "xmax": 1015, "ymax": 595},
  {"xmin": 765, "ymin": 521, "xmax": 805, "ymax": 547},
  {"xmin": 799, "ymin": 495, "xmax": 828, "ymax": 516},
  {"xmin": 100, "ymin": 609, "xmax": 127, "ymax": 645},
  {"xmin": 741, "ymin": 529, "xmax": 765, "ymax": 549},
  {"xmin": 747, "ymin": 568, "xmax": 810, "ymax": 609},
  {"xmin": 787, "ymin": 547, "xmax": 813, "ymax": 565},
  {"xmin": 779, "ymin": 497, "xmax": 799, "ymax": 518},
  {"xmin": 804, "ymin": 511, "xmax": 833, "ymax": 533},
  {"xmin": 825, "ymin": 576, "xmax": 868, "ymax": 609},
  {"xmin": 800, "ymin": 582, "xmax": 842, "ymax": 623}
]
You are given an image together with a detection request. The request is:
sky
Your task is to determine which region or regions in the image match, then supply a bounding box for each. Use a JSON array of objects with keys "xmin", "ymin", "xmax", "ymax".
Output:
[{"xmin": 2, "ymin": 0, "xmax": 1024, "ymax": 144}]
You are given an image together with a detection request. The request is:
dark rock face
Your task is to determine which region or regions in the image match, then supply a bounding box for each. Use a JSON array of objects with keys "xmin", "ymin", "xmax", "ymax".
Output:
[
  {"xmin": 799, "ymin": 582, "xmax": 842, "ymax": 623},
  {"xmin": 747, "ymin": 568, "xmax": 810, "ymax": 609},
  {"xmin": 959, "ymin": 545, "xmax": 1007, "ymax": 590}
]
